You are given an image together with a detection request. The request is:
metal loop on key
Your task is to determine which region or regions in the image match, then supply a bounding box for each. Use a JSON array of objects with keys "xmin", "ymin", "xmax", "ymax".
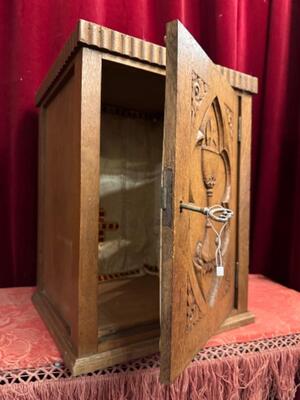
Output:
[{"xmin": 205, "ymin": 205, "xmax": 234, "ymax": 223}]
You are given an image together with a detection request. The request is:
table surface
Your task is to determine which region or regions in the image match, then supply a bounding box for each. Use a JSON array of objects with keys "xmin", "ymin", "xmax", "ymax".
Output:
[{"xmin": 1, "ymin": 274, "xmax": 300, "ymax": 371}]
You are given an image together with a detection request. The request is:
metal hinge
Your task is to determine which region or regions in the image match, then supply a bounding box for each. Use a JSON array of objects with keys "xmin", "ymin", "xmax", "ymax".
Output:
[
  {"xmin": 161, "ymin": 185, "xmax": 167, "ymax": 210},
  {"xmin": 161, "ymin": 168, "xmax": 173, "ymax": 228},
  {"xmin": 235, "ymin": 261, "xmax": 239, "ymax": 290},
  {"xmin": 238, "ymin": 116, "xmax": 242, "ymax": 142}
]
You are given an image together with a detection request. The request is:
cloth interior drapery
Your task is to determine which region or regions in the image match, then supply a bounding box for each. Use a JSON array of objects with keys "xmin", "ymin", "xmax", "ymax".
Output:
[{"xmin": 98, "ymin": 112, "xmax": 163, "ymax": 275}]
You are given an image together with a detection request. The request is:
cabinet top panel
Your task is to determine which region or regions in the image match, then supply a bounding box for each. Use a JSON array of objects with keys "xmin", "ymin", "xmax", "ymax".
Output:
[{"xmin": 36, "ymin": 19, "xmax": 258, "ymax": 105}]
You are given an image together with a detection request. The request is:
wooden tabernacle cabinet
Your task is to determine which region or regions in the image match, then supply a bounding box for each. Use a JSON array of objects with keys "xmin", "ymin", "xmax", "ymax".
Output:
[{"xmin": 33, "ymin": 19, "xmax": 258, "ymax": 383}]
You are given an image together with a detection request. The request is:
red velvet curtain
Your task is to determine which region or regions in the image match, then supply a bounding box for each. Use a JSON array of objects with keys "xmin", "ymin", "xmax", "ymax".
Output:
[{"xmin": 1, "ymin": 0, "xmax": 300, "ymax": 290}]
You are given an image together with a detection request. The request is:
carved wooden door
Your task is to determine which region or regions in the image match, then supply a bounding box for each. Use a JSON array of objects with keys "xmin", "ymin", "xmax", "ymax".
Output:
[{"xmin": 160, "ymin": 20, "xmax": 238, "ymax": 383}]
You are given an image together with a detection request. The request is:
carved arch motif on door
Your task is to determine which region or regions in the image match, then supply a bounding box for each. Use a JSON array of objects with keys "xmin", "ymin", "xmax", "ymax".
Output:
[{"xmin": 187, "ymin": 77, "xmax": 233, "ymax": 317}]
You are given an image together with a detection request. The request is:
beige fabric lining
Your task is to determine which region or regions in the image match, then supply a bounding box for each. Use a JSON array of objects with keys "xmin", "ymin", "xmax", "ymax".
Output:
[{"xmin": 98, "ymin": 112, "xmax": 163, "ymax": 275}]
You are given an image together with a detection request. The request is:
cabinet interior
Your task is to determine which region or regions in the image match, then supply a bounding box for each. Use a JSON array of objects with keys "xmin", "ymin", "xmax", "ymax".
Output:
[{"xmin": 98, "ymin": 60, "xmax": 165, "ymax": 350}]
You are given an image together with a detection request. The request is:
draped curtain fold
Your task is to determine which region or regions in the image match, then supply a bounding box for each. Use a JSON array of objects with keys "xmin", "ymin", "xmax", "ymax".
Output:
[{"xmin": 1, "ymin": 0, "xmax": 300, "ymax": 290}]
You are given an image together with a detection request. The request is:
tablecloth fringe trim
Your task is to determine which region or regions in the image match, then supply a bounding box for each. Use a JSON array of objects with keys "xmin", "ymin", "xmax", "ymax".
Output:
[{"xmin": 1, "ymin": 333, "xmax": 300, "ymax": 400}]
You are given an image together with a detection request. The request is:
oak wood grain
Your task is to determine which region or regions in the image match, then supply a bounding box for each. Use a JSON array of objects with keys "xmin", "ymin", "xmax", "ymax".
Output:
[
  {"xmin": 36, "ymin": 20, "xmax": 257, "ymax": 106},
  {"xmin": 160, "ymin": 20, "xmax": 242, "ymax": 383},
  {"xmin": 34, "ymin": 19, "xmax": 257, "ymax": 384},
  {"xmin": 98, "ymin": 275, "xmax": 159, "ymax": 337},
  {"xmin": 74, "ymin": 48, "xmax": 102, "ymax": 355},
  {"xmin": 236, "ymin": 93, "xmax": 253, "ymax": 313}
]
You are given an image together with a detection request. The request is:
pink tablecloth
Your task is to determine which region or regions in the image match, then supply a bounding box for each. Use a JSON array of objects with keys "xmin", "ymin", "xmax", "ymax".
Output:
[{"xmin": 1, "ymin": 275, "xmax": 300, "ymax": 399}]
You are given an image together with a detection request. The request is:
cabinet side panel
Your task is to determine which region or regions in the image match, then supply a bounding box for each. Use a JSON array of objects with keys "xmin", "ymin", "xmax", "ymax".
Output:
[
  {"xmin": 38, "ymin": 66, "xmax": 81, "ymax": 336},
  {"xmin": 75, "ymin": 48, "xmax": 101, "ymax": 354},
  {"xmin": 237, "ymin": 93, "xmax": 252, "ymax": 312},
  {"xmin": 37, "ymin": 107, "xmax": 46, "ymax": 290}
]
